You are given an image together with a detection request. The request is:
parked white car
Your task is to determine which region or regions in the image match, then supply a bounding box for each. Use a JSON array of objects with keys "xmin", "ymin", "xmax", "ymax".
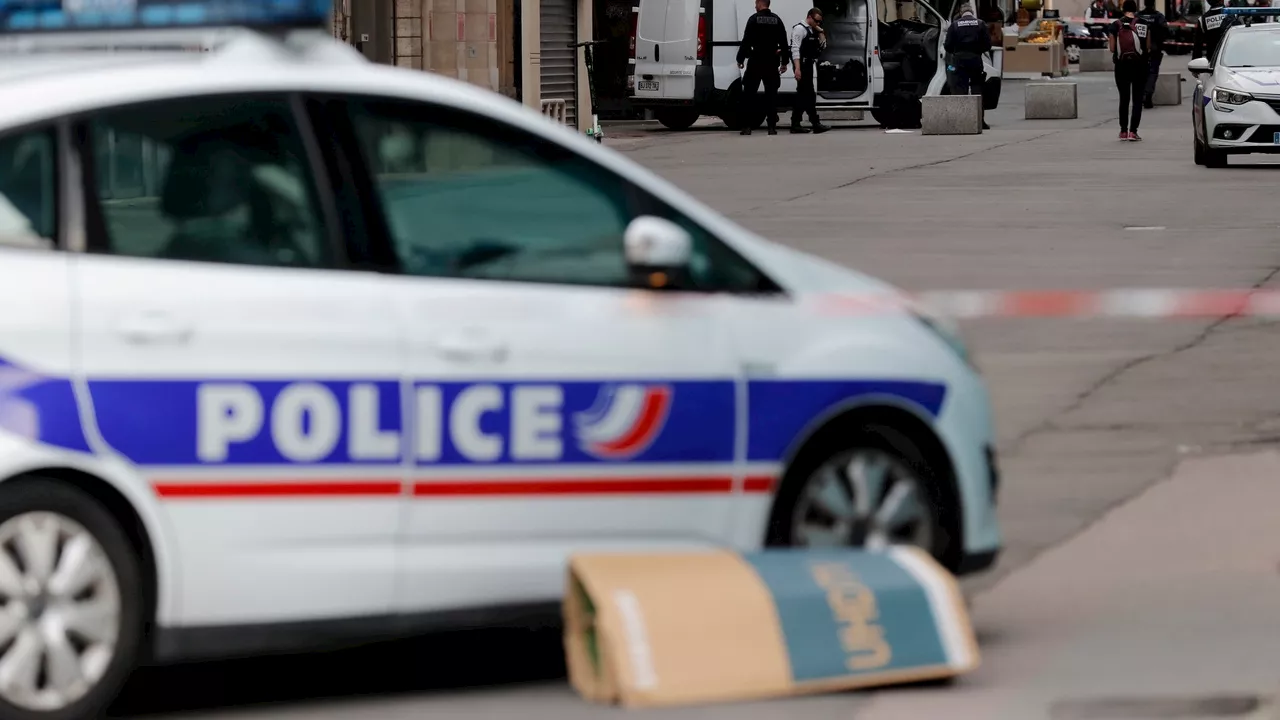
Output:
[
  {"xmin": 1190, "ymin": 8, "xmax": 1280, "ymax": 167},
  {"xmin": 0, "ymin": 8, "xmax": 1000, "ymax": 719}
]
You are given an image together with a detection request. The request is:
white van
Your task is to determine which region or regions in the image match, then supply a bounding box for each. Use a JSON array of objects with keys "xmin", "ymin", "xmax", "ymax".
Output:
[{"xmin": 628, "ymin": 0, "xmax": 1003, "ymax": 129}]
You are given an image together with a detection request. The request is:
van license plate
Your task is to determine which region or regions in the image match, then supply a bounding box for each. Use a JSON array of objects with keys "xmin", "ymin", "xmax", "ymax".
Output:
[{"xmin": 638, "ymin": 80, "xmax": 659, "ymax": 91}]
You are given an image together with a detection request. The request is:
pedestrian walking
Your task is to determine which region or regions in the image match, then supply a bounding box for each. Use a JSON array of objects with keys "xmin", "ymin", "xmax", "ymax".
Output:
[
  {"xmin": 789, "ymin": 7, "xmax": 832, "ymax": 134},
  {"xmin": 1136, "ymin": 0, "xmax": 1167, "ymax": 107},
  {"xmin": 1088, "ymin": 0, "xmax": 1110, "ymax": 18},
  {"xmin": 944, "ymin": 3, "xmax": 992, "ymax": 129},
  {"xmin": 737, "ymin": 0, "xmax": 790, "ymax": 136},
  {"xmin": 1109, "ymin": 0, "xmax": 1152, "ymax": 140},
  {"xmin": 1193, "ymin": 0, "xmax": 1236, "ymax": 59}
]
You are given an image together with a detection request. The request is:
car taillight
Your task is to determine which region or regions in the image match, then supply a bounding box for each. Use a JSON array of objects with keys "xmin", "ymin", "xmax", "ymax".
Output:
[
  {"xmin": 697, "ymin": 13, "xmax": 707, "ymax": 60},
  {"xmin": 630, "ymin": 8, "xmax": 638, "ymax": 58}
]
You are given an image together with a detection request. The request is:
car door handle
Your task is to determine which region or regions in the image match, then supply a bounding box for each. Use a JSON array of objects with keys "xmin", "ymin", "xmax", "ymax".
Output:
[
  {"xmin": 116, "ymin": 312, "xmax": 193, "ymax": 345},
  {"xmin": 430, "ymin": 334, "xmax": 509, "ymax": 363}
]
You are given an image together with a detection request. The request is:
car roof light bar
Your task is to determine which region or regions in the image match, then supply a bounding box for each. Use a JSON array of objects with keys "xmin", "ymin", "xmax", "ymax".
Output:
[
  {"xmin": 0, "ymin": 0, "xmax": 331, "ymax": 36},
  {"xmin": 1223, "ymin": 6, "xmax": 1280, "ymax": 24}
]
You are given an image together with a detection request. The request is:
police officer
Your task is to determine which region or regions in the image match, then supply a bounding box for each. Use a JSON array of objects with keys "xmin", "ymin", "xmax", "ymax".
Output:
[
  {"xmin": 789, "ymin": 7, "xmax": 832, "ymax": 134},
  {"xmin": 1193, "ymin": 0, "xmax": 1236, "ymax": 59},
  {"xmin": 1137, "ymin": 0, "xmax": 1168, "ymax": 107},
  {"xmin": 737, "ymin": 0, "xmax": 791, "ymax": 136},
  {"xmin": 1088, "ymin": 0, "xmax": 1110, "ymax": 18},
  {"xmin": 944, "ymin": 3, "xmax": 993, "ymax": 129}
]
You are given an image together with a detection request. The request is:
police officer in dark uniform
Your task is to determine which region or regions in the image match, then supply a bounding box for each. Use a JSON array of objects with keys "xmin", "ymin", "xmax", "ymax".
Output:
[
  {"xmin": 737, "ymin": 0, "xmax": 791, "ymax": 136},
  {"xmin": 1193, "ymin": 0, "xmax": 1236, "ymax": 60},
  {"xmin": 1137, "ymin": 0, "xmax": 1168, "ymax": 107},
  {"xmin": 789, "ymin": 7, "xmax": 831, "ymax": 133},
  {"xmin": 944, "ymin": 3, "xmax": 993, "ymax": 129}
]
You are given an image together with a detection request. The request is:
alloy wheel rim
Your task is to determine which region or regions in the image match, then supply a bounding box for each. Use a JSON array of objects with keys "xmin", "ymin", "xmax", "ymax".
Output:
[
  {"xmin": 0, "ymin": 512, "xmax": 120, "ymax": 712},
  {"xmin": 790, "ymin": 449, "xmax": 934, "ymax": 552}
]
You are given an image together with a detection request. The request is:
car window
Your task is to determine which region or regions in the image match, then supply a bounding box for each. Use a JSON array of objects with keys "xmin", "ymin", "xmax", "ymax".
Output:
[
  {"xmin": 1219, "ymin": 31, "xmax": 1280, "ymax": 66},
  {"xmin": 345, "ymin": 100, "xmax": 634, "ymax": 287},
  {"xmin": 879, "ymin": 0, "xmax": 940, "ymax": 25},
  {"xmin": 344, "ymin": 99, "xmax": 775, "ymax": 294},
  {"xmin": 0, "ymin": 128, "xmax": 56, "ymax": 248},
  {"xmin": 86, "ymin": 95, "xmax": 333, "ymax": 269}
]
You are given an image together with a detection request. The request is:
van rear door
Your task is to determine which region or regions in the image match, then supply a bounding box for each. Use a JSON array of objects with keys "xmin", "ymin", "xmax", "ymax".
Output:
[{"xmin": 634, "ymin": 0, "xmax": 701, "ymax": 101}]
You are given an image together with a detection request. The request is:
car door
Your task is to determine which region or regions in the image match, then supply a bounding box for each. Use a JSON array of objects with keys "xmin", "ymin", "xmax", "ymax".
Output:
[
  {"xmin": 316, "ymin": 94, "xmax": 743, "ymax": 613},
  {"xmin": 809, "ymin": 0, "xmax": 875, "ymax": 101},
  {"xmin": 69, "ymin": 93, "xmax": 406, "ymax": 628},
  {"xmin": 635, "ymin": 0, "xmax": 703, "ymax": 101},
  {"xmin": 0, "ymin": 126, "xmax": 83, "ymax": 463}
]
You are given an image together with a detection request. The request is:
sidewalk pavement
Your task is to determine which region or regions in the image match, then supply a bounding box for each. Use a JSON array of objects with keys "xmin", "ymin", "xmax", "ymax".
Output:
[{"xmin": 856, "ymin": 450, "xmax": 1280, "ymax": 720}]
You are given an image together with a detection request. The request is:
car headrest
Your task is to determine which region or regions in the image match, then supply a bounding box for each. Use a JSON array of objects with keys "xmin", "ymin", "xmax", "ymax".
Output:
[{"xmin": 160, "ymin": 140, "xmax": 256, "ymax": 220}]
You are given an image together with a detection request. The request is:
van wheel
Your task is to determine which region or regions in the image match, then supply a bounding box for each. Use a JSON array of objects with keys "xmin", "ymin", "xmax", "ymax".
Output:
[
  {"xmin": 0, "ymin": 478, "xmax": 144, "ymax": 720},
  {"xmin": 765, "ymin": 422, "xmax": 958, "ymax": 571},
  {"xmin": 655, "ymin": 108, "xmax": 700, "ymax": 130},
  {"xmin": 871, "ymin": 99, "xmax": 922, "ymax": 130}
]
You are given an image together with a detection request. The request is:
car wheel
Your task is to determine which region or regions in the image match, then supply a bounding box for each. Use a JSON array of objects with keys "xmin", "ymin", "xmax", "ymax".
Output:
[
  {"xmin": 1204, "ymin": 144, "xmax": 1229, "ymax": 168},
  {"xmin": 655, "ymin": 108, "xmax": 700, "ymax": 130},
  {"xmin": 1194, "ymin": 135, "xmax": 1206, "ymax": 166},
  {"xmin": 1067, "ymin": 45, "xmax": 1081, "ymax": 63},
  {"xmin": 765, "ymin": 422, "xmax": 958, "ymax": 569},
  {"xmin": 0, "ymin": 478, "xmax": 144, "ymax": 720}
]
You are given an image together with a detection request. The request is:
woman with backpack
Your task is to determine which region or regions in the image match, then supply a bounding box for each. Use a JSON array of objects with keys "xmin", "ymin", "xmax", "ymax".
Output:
[{"xmin": 1109, "ymin": 0, "xmax": 1153, "ymax": 140}]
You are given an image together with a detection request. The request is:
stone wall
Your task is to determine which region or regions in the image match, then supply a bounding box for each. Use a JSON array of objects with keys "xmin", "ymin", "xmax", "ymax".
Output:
[{"xmin": 394, "ymin": 0, "xmax": 501, "ymax": 93}]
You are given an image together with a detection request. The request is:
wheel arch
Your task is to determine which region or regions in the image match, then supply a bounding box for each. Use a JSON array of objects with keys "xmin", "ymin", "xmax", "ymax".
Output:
[
  {"xmin": 763, "ymin": 398, "xmax": 964, "ymax": 569},
  {"xmin": 1, "ymin": 466, "xmax": 161, "ymax": 656}
]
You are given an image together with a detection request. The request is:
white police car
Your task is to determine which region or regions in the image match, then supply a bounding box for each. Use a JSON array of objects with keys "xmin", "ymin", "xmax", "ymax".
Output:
[
  {"xmin": 1190, "ymin": 7, "xmax": 1280, "ymax": 167},
  {"xmin": 0, "ymin": 1, "xmax": 1000, "ymax": 716}
]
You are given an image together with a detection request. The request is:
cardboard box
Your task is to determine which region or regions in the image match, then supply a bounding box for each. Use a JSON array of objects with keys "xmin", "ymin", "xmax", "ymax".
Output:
[
  {"xmin": 1005, "ymin": 41, "xmax": 1063, "ymax": 75},
  {"xmin": 565, "ymin": 547, "xmax": 979, "ymax": 708}
]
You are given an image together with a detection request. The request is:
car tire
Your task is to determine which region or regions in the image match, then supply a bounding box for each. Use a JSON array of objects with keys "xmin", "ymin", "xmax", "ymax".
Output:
[
  {"xmin": 0, "ymin": 478, "xmax": 145, "ymax": 720},
  {"xmin": 1203, "ymin": 144, "xmax": 1228, "ymax": 168},
  {"xmin": 655, "ymin": 108, "xmax": 700, "ymax": 131},
  {"xmin": 764, "ymin": 420, "xmax": 960, "ymax": 572}
]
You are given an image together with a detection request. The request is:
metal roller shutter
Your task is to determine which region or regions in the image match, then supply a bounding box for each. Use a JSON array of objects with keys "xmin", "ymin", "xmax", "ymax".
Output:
[{"xmin": 540, "ymin": 0, "xmax": 578, "ymax": 127}]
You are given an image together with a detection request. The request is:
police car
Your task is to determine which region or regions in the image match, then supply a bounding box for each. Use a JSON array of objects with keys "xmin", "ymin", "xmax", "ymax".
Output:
[
  {"xmin": 1190, "ymin": 7, "xmax": 1280, "ymax": 167},
  {"xmin": 0, "ymin": 0, "xmax": 1001, "ymax": 716}
]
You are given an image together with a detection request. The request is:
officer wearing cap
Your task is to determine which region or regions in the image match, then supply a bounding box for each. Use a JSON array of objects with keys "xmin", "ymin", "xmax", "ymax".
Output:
[
  {"xmin": 1193, "ymin": 0, "xmax": 1237, "ymax": 59},
  {"xmin": 943, "ymin": 3, "xmax": 993, "ymax": 129},
  {"xmin": 737, "ymin": 0, "xmax": 791, "ymax": 136}
]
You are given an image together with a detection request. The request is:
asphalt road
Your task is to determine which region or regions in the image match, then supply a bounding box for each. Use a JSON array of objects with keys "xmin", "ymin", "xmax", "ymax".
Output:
[{"xmin": 112, "ymin": 68, "xmax": 1280, "ymax": 718}]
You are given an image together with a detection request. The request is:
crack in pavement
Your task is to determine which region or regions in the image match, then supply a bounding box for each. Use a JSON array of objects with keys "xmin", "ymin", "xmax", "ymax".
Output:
[
  {"xmin": 969, "ymin": 262, "xmax": 1280, "ymax": 592},
  {"xmin": 1005, "ymin": 261, "xmax": 1280, "ymax": 455},
  {"xmin": 738, "ymin": 115, "xmax": 1119, "ymax": 215}
]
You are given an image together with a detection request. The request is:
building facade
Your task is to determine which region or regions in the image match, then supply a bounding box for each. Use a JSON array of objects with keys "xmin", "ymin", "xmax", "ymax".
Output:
[{"xmin": 336, "ymin": 0, "xmax": 593, "ymax": 132}]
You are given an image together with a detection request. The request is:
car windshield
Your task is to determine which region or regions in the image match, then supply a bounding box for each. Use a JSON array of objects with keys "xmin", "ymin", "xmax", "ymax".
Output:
[{"xmin": 1219, "ymin": 30, "xmax": 1280, "ymax": 67}]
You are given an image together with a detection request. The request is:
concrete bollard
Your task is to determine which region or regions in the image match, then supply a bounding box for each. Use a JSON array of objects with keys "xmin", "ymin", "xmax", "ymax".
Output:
[
  {"xmin": 1153, "ymin": 71, "xmax": 1182, "ymax": 105},
  {"xmin": 921, "ymin": 94, "xmax": 983, "ymax": 135},
  {"xmin": 1025, "ymin": 82, "xmax": 1079, "ymax": 119},
  {"xmin": 1078, "ymin": 48, "xmax": 1112, "ymax": 72}
]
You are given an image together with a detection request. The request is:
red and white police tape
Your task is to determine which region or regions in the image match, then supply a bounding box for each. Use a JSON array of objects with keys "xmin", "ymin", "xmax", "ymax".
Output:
[{"xmin": 813, "ymin": 289, "xmax": 1280, "ymax": 319}]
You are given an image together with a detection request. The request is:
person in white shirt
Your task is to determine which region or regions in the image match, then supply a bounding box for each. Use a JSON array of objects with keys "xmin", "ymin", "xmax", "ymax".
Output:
[{"xmin": 789, "ymin": 7, "xmax": 831, "ymax": 133}]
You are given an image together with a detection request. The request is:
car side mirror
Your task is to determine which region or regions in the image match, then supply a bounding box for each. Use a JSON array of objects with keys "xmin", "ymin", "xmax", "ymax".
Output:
[
  {"xmin": 1188, "ymin": 57, "xmax": 1211, "ymax": 75},
  {"xmin": 624, "ymin": 215, "xmax": 693, "ymax": 290}
]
